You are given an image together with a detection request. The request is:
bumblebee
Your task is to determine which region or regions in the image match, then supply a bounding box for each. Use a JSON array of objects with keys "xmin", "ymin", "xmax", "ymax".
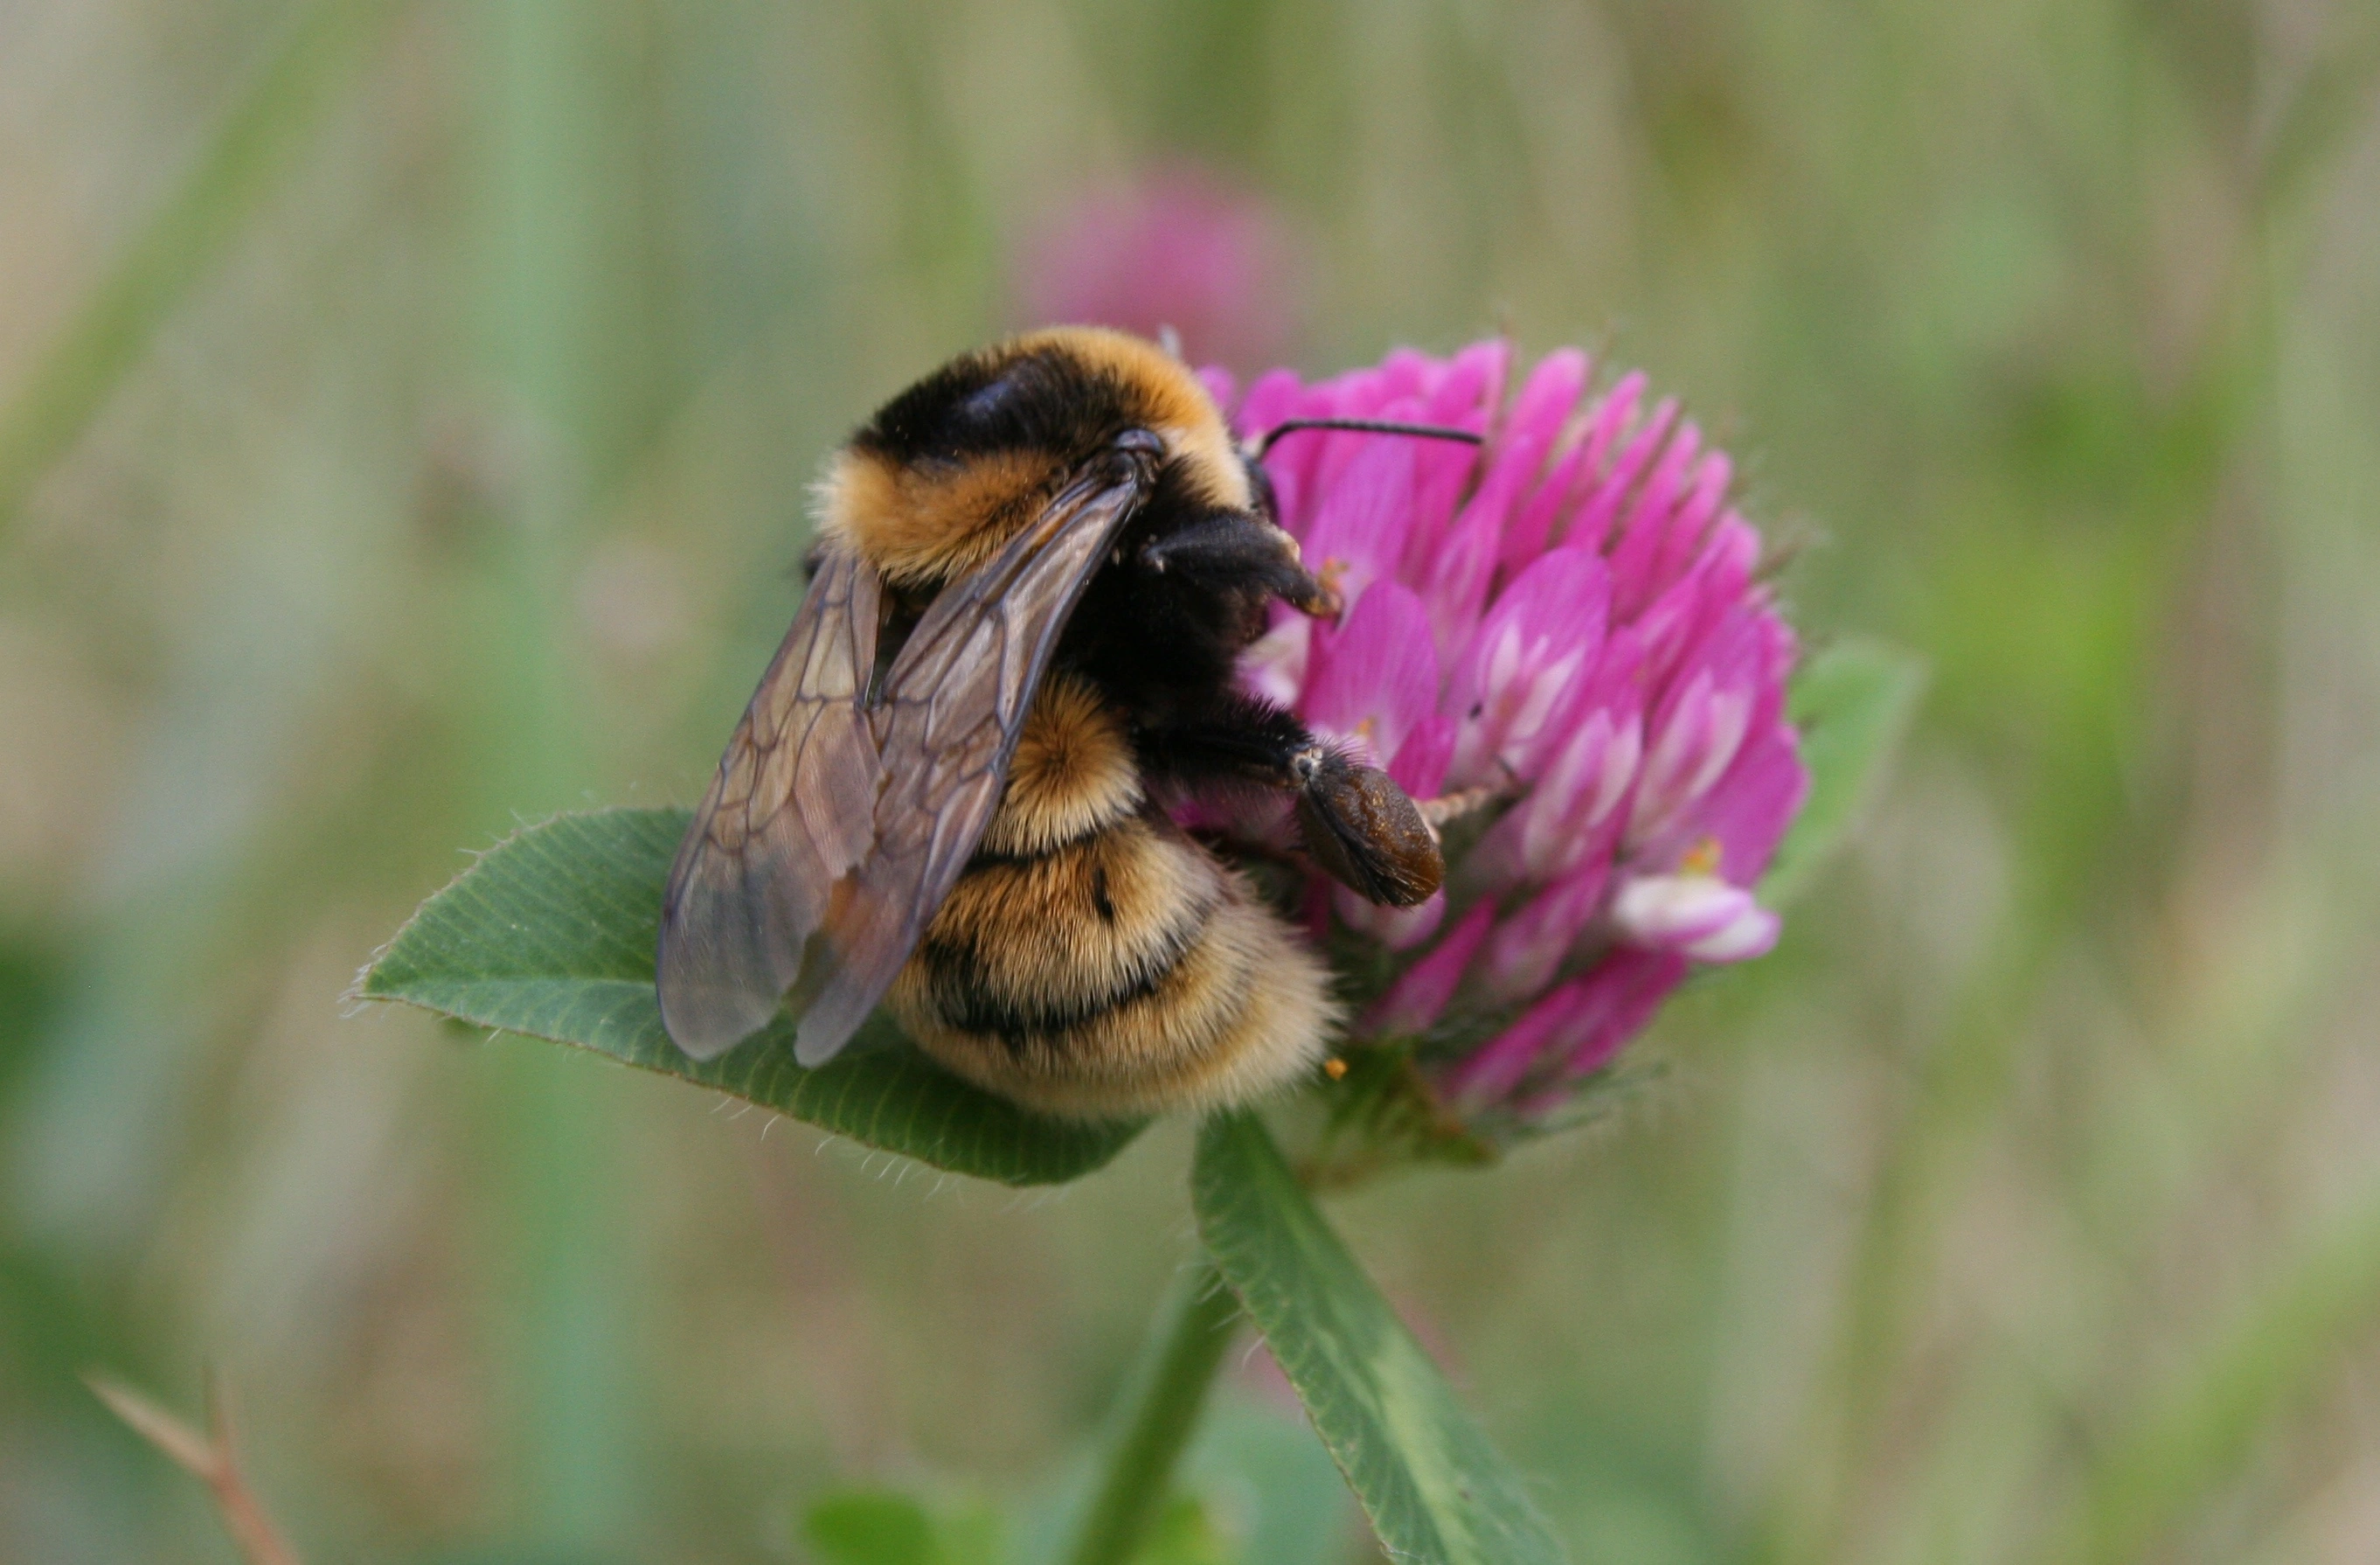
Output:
[{"xmin": 657, "ymin": 327, "xmax": 1473, "ymax": 1119}]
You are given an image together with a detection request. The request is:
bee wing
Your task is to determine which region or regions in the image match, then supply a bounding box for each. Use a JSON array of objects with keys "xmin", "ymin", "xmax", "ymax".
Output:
[
  {"xmin": 788, "ymin": 453, "xmax": 1150, "ymax": 1066},
  {"xmin": 656, "ymin": 448, "xmax": 1149, "ymax": 1066},
  {"xmin": 657, "ymin": 543, "xmax": 889, "ymax": 1060}
]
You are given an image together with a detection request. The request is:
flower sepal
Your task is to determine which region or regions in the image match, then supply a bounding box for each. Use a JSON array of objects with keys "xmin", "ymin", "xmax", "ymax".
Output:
[
  {"xmin": 1286, "ymin": 1038, "xmax": 1502, "ymax": 1190},
  {"xmin": 1272, "ymin": 1026, "xmax": 1672, "ymax": 1187}
]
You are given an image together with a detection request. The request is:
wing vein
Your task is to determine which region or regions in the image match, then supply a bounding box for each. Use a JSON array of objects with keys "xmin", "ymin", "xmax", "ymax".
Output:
[{"xmin": 659, "ymin": 446, "xmax": 1152, "ymax": 1067}]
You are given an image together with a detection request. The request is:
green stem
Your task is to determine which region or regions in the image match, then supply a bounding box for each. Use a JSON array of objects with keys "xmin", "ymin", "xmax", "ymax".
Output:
[{"xmin": 1061, "ymin": 1257, "xmax": 1243, "ymax": 1565}]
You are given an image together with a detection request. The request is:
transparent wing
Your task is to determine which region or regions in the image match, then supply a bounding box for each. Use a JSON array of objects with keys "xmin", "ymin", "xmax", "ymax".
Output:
[
  {"xmin": 790, "ymin": 452, "xmax": 1150, "ymax": 1065},
  {"xmin": 656, "ymin": 546, "xmax": 885, "ymax": 1060},
  {"xmin": 657, "ymin": 445, "xmax": 1150, "ymax": 1065}
]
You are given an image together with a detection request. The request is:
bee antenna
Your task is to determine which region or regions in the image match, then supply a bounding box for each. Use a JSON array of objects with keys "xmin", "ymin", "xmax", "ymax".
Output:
[{"xmin": 1252, "ymin": 418, "xmax": 1486, "ymax": 462}]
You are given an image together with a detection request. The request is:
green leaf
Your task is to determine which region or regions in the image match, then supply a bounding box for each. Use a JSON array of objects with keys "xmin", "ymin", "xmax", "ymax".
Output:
[
  {"xmin": 357, "ymin": 809, "xmax": 1141, "ymax": 1186},
  {"xmin": 1130, "ymin": 1496, "xmax": 1232, "ymax": 1565},
  {"xmin": 805, "ymin": 1490, "xmax": 1003, "ymax": 1565},
  {"xmin": 1761, "ymin": 636, "xmax": 1927, "ymax": 908},
  {"xmin": 1191, "ymin": 1113, "xmax": 1568, "ymax": 1565}
]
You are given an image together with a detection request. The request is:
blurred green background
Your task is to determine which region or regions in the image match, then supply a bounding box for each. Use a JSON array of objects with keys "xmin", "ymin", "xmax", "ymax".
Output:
[{"xmin": 3, "ymin": 0, "xmax": 2377, "ymax": 1560}]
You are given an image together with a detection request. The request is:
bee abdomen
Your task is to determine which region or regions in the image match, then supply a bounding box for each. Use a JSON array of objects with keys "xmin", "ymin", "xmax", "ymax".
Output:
[
  {"xmin": 885, "ymin": 671, "xmax": 1340, "ymax": 1119},
  {"xmin": 907, "ymin": 817, "xmax": 1222, "ymax": 1040},
  {"xmin": 888, "ymin": 820, "xmax": 1337, "ymax": 1120}
]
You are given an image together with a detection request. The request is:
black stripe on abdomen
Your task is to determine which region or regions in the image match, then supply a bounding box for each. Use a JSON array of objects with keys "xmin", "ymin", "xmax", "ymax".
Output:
[
  {"xmin": 914, "ymin": 841, "xmax": 1218, "ymax": 1050},
  {"xmin": 912, "ymin": 901, "xmax": 1212, "ymax": 1046}
]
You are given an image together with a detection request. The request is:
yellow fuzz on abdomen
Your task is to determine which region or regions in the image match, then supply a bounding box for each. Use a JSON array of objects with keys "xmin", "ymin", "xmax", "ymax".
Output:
[{"xmin": 885, "ymin": 675, "xmax": 1340, "ymax": 1118}]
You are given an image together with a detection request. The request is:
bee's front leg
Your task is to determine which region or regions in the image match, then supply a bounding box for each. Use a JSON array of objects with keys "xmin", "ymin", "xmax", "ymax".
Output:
[{"xmin": 1134, "ymin": 510, "xmax": 1339, "ymax": 618}]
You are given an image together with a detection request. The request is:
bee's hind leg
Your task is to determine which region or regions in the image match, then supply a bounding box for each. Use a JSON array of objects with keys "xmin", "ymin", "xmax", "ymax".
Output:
[
  {"xmin": 1412, "ymin": 759, "xmax": 1523, "ymax": 831},
  {"xmin": 1289, "ymin": 749, "xmax": 1443, "ymax": 907},
  {"xmin": 1414, "ymin": 781, "xmax": 1502, "ymax": 830},
  {"xmin": 1135, "ymin": 695, "xmax": 1444, "ymax": 908}
]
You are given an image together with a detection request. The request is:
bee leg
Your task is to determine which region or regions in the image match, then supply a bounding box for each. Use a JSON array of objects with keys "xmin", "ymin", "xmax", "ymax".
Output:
[
  {"xmin": 1134, "ymin": 692, "xmax": 1313, "ymax": 782},
  {"xmin": 1136, "ymin": 511, "xmax": 1339, "ymax": 617},
  {"xmin": 1414, "ymin": 777, "xmax": 1509, "ymax": 829},
  {"xmin": 1290, "ymin": 746, "xmax": 1444, "ymax": 907},
  {"xmin": 1136, "ymin": 696, "xmax": 1444, "ymax": 908}
]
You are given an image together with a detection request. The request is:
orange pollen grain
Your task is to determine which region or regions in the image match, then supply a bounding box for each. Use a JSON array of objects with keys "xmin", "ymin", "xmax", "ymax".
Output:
[{"xmin": 1681, "ymin": 836, "xmax": 1724, "ymax": 876}]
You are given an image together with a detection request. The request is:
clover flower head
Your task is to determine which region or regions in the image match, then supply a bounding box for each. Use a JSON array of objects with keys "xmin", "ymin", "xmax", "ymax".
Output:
[{"xmin": 1210, "ymin": 342, "xmax": 1807, "ymax": 1125}]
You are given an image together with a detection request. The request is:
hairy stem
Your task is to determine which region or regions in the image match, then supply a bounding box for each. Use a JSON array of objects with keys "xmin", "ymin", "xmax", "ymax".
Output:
[{"xmin": 1060, "ymin": 1257, "xmax": 1242, "ymax": 1565}]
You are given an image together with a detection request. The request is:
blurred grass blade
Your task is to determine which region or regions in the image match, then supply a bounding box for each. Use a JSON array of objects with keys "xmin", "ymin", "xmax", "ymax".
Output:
[
  {"xmin": 1761, "ymin": 637, "xmax": 1926, "ymax": 908},
  {"xmin": 0, "ymin": 0, "xmax": 404, "ymax": 532},
  {"xmin": 86, "ymin": 1374, "xmax": 302, "ymax": 1565},
  {"xmin": 2255, "ymin": 3, "xmax": 2380, "ymax": 223},
  {"xmin": 1060, "ymin": 1261, "xmax": 1242, "ymax": 1565},
  {"xmin": 2057, "ymin": 1184, "xmax": 2380, "ymax": 1564},
  {"xmin": 1190, "ymin": 1113, "xmax": 1568, "ymax": 1565},
  {"xmin": 357, "ymin": 809, "xmax": 1142, "ymax": 1186}
]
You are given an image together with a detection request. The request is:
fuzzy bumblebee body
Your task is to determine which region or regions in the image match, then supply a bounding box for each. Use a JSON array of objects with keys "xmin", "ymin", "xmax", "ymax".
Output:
[
  {"xmin": 885, "ymin": 674, "xmax": 1337, "ymax": 1116},
  {"xmin": 658, "ymin": 328, "xmax": 1444, "ymax": 1119}
]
